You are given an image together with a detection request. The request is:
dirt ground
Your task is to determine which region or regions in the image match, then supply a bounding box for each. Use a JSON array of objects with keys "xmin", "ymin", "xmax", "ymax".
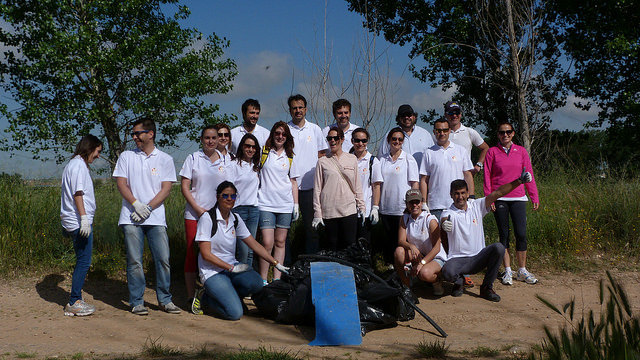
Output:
[{"xmin": 1, "ymin": 269, "xmax": 639, "ymax": 359}]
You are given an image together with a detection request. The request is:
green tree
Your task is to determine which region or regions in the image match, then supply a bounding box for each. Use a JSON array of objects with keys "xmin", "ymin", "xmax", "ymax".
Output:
[
  {"xmin": 548, "ymin": 0, "xmax": 640, "ymax": 168},
  {"xmin": 346, "ymin": 0, "xmax": 566, "ymax": 151},
  {"xmin": 0, "ymin": 0, "xmax": 237, "ymax": 169}
]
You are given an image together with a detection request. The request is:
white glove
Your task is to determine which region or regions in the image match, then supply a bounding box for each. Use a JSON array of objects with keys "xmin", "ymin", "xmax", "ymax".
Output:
[
  {"xmin": 519, "ymin": 167, "xmax": 532, "ymax": 183},
  {"xmin": 422, "ymin": 203, "xmax": 429, "ymax": 213},
  {"xmin": 130, "ymin": 211, "xmax": 143, "ymax": 223},
  {"xmin": 312, "ymin": 217, "xmax": 324, "ymax": 229},
  {"xmin": 132, "ymin": 200, "xmax": 152, "ymax": 220},
  {"xmin": 230, "ymin": 263, "xmax": 250, "ymax": 273},
  {"xmin": 275, "ymin": 263, "xmax": 290, "ymax": 274},
  {"xmin": 79, "ymin": 215, "xmax": 91, "ymax": 238},
  {"xmin": 442, "ymin": 215, "xmax": 453, "ymax": 232},
  {"xmin": 369, "ymin": 205, "xmax": 379, "ymax": 225},
  {"xmin": 292, "ymin": 204, "xmax": 300, "ymax": 221},
  {"xmin": 358, "ymin": 210, "xmax": 366, "ymax": 227}
]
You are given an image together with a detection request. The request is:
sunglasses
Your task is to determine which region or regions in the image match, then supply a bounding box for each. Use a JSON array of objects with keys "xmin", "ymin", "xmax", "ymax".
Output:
[
  {"xmin": 243, "ymin": 143, "xmax": 258, "ymax": 149},
  {"xmin": 274, "ymin": 130, "xmax": 286, "ymax": 137},
  {"xmin": 391, "ymin": 137, "xmax": 404, "ymax": 142},
  {"xmin": 221, "ymin": 193, "xmax": 237, "ymax": 200},
  {"xmin": 498, "ymin": 130, "xmax": 514, "ymax": 135},
  {"xmin": 352, "ymin": 138, "xmax": 368, "ymax": 144},
  {"xmin": 218, "ymin": 132, "xmax": 230, "ymax": 138},
  {"xmin": 446, "ymin": 110, "xmax": 461, "ymax": 116},
  {"xmin": 131, "ymin": 130, "xmax": 151, "ymax": 137},
  {"xmin": 326, "ymin": 135, "xmax": 341, "ymax": 142},
  {"xmin": 435, "ymin": 128, "xmax": 450, "ymax": 133}
]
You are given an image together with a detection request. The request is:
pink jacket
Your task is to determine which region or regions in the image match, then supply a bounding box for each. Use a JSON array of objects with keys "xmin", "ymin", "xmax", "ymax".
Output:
[{"xmin": 483, "ymin": 144, "xmax": 539, "ymax": 203}]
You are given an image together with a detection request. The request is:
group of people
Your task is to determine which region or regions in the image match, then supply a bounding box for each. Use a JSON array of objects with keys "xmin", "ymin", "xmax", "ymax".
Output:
[{"xmin": 59, "ymin": 96, "xmax": 540, "ymax": 320}]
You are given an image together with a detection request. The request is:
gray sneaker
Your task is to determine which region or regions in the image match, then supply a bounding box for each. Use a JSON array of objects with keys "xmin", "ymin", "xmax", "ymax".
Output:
[
  {"xmin": 64, "ymin": 300, "xmax": 95, "ymax": 316},
  {"xmin": 161, "ymin": 301, "xmax": 181, "ymax": 314},
  {"xmin": 131, "ymin": 304, "xmax": 149, "ymax": 315}
]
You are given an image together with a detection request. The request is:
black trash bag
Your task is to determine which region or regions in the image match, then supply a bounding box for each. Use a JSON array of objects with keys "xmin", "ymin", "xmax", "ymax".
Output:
[
  {"xmin": 251, "ymin": 279, "xmax": 292, "ymax": 321},
  {"xmin": 275, "ymin": 276, "xmax": 314, "ymax": 325},
  {"xmin": 358, "ymin": 300, "xmax": 398, "ymax": 335}
]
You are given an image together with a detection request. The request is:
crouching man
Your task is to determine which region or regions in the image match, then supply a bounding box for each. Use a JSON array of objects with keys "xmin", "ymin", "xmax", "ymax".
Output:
[{"xmin": 440, "ymin": 169, "xmax": 532, "ymax": 302}]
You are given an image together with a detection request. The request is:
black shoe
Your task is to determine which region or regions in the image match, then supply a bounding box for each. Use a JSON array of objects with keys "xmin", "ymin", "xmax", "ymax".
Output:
[
  {"xmin": 451, "ymin": 283, "xmax": 464, "ymax": 297},
  {"xmin": 480, "ymin": 285, "xmax": 501, "ymax": 302}
]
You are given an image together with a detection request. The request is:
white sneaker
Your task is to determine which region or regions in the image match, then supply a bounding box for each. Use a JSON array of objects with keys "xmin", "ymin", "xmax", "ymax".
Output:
[
  {"xmin": 501, "ymin": 270, "xmax": 513, "ymax": 285},
  {"xmin": 64, "ymin": 299, "xmax": 95, "ymax": 316},
  {"xmin": 432, "ymin": 281, "xmax": 444, "ymax": 296},
  {"xmin": 516, "ymin": 269, "xmax": 538, "ymax": 284}
]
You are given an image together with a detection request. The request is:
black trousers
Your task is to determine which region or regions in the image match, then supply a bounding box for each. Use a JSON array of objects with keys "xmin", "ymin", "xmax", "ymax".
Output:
[
  {"xmin": 379, "ymin": 214, "xmax": 401, "ymax": 264},
  {"xmin": 322, "ymin": 214, "xmax": 358, "ymax": 251},
  {"xmin": 441, "ymin": 243, "xmax": 505, "ymax": 289},
  {"xmin": 493, "ymin": 200, "xmax": 528, "ymax": 251}
]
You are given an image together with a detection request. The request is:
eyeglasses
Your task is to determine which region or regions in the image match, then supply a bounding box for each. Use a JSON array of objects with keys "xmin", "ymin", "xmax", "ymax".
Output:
[
  {"xmin": 498, "ymin": 130, "xmax": 514, "ymax": 135},
  {"xmin": 131, "ymin": 130, "xmax": 151, "ymax": 137},
  {"xmin": 391, "ymin": 137, "xmax": 404, "ymax": 142},
  {"xmin": 435, "ymin": 128, "xmax": 450, "ymax": 133},
  {"xmin": 243, "ymin": 143, "xmax": 258, "ymax": 149},
  {"xmin": 221, "ymin": 193, "xmax": 237, "ymax": 200},
  {"xmin": 446, "ymin": 110, "xmax": 461, "ymax": 116},
  {"xmin": 218, "ymin": 132, "xmax": 230, "ymax": 138},
  {"xmin": 352, "ymin": 138, "xmax": 368, "ymax": 144},
  {"xmin": 274, "ymin": 131, "xmax": 286, "ymax": 137},
  {"xmin": 326, "ymin": 135, "xmax": 341, "ymax": 142}
]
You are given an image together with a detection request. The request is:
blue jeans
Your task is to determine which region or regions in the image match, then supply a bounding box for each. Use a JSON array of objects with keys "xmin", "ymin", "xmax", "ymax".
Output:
[
  {"xmin": 121, "ymin": 225, "xmax": 172, "ymax": 307},
  {"xmin": 63, "ymin": 227, "xmax": 93, "ymax": 305},
  {"xmin": 202, "ymin": 269, "xmax": 263, "ymax": 320},
  {"xmin": 233, "ymin": 205, "xmax": 259, "ymax": 265}
]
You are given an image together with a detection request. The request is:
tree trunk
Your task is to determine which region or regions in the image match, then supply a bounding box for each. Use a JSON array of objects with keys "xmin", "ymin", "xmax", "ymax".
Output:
[{"xmin": 505, "ymin": 0, "xmax": 531, "ymax": 152}]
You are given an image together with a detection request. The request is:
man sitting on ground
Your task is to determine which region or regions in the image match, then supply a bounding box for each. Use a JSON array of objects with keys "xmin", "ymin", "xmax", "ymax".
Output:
[{"xmin": 440, "ymin": 169, "xmax": 532, "ymax": 302}]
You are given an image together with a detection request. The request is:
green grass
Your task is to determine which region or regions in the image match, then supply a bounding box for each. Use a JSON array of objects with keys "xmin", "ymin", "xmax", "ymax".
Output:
[
  {"xmin": 14, "ymin": 352, "xmax": 36, "ymax": 359},
  {"xmin": 469, "ymin": 345, "xmax": 500, "ymax": 357},
  {"xmin": 1, "ymin": 169, "xmax": 639, "ymax": 277},
  {"xmin": 416, "ymin": 339, "xmax": 449, "ymax": 358}
]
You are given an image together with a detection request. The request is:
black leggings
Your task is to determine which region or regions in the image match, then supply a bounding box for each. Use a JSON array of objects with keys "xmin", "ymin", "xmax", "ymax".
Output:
[
  {"xmin": 379, "ymin": 214, "xmax": 401, "ymax": 264},
  {"xmin": 322, "ymin": 214, "xmax": 358, "ymax": 251},
  {"xmin": 493, "ymin": 200, "xmax": 527, "ymax": 251}
]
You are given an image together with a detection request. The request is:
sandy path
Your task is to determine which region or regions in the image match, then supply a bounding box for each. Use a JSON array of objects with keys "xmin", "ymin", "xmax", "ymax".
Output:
[{"xmin": 1, "ymin": 270, "xmax": 638, "ymax": 359}]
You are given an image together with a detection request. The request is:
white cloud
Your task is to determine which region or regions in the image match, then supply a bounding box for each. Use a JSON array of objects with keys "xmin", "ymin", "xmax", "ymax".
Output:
[
  {"xmin": 550, "ymin": 95, "xmax": 601, "ymax": 130},
  {"xmin": 230, "ymin": 51, "xmax": 294, "ymax": 97}
]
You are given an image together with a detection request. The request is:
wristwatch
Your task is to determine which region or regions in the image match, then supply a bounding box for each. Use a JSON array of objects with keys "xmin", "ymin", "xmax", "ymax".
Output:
[
  {"xmin": 475, "ymin": 162, "xmax": 483, "ymax": 169},
  {"xmin": 420, "ymin": 259, "xmax": 427, "ymax": 265}
]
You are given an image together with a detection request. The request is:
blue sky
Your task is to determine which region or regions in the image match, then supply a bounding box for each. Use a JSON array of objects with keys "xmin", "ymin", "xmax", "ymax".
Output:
[{"xmin": 0, "ymin": 0, "xmax": 598, "ymax": 178}]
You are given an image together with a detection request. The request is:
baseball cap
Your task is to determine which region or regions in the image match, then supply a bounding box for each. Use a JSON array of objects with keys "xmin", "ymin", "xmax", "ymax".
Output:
[
  {"xmin": 444, "ymin": 101, "xmax": 461, "ymax": 112},
  {"xmin": 405, "ymin": 189, "xmax": 422, "ymax": 202},
  {"xmin": 397, "ymin": 104, "xmax": 415, "ymax": 117}
]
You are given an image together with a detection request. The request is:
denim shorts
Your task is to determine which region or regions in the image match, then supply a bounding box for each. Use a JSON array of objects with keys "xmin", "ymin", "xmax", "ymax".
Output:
[
  {"xmin": 434, "ymin": 258, "xmax": 446, "ymax": 268},
  {"xmin": 259, "ymin": 211, "xmax": 292, "ymax": 229}
]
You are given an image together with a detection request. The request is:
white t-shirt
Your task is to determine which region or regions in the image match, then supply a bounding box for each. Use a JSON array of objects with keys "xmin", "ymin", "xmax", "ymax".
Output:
[
  {"xmin": 60, "ymin": 155, "xmax": 96, "ymax": 231},
  {"xmin": 420, "ymin": 142, "xmax": 473, "ymax": 210},
  {"xmin": 322, "ymin": 122, "xmax": 361, "ymax": 154},
  {"xmin": 377, "ymin": 125, "xmax": 435, "ymax": 166},
  {"xmin": 257, "ymin": 149, "xmax": 300, "ymax": 213},
  {"xmin": 356, "ymin": 152, "xmax": 382, "ymax": 217},
  {"xmin": 449, "ymin": 124, "xmax": 485, "ymax": 158},
  {"xmin": 374, "ymin": 150, "xmax": 419, "ymax": 216},
  {"xmin": 441, "ymin": 197, "xmax": 489, "ymax": 259},
  {"xmin": 288, "ymin": 119, "xmax": 327, "ymax": 191},
  {"xmin": 112, "ymin": 147, "xmax": 177, "ymax": 226},
  {"xmin": 230, "ymin": 124, "xmax": 270, "ymax": 154},
  {"xmin": 195, "ymin": 209, "xmax": 251, "ymax": 283},
  {"xmin": 230, "ymin": 160, "xmax": 259, "ymax": 207},
  {"xmin": 179, "ymin": 150, "xmax": 232, "ymax": 220},
  {"xmin": 403, "ymin": 211, "xmax": 447, "ymax": 261}
]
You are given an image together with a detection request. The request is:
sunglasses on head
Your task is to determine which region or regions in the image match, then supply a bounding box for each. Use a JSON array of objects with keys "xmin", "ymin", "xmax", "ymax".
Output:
[
  {"xmin": 498, "ymin": 130, "xmax": 514, "ymax": 135},
  {"xmin": 326, "ymin": 135, "xmax": 341, "ymax": 142},
  {"xmin": 221, "ymin": 193, "xmax": 237, "ymax": 200},
  {"xmin": 131, "ymin": 130, "xmax": 151, "ymax": 137},
  {"xmin": 352, "ymin": 138, "xmax": 368, "ymax": 144}
]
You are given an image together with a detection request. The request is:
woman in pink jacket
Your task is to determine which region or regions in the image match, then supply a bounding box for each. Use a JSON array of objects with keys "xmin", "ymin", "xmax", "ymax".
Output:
[{"xmin": 484, "ymin": 122, "xmax": 539, "ymax": 286}]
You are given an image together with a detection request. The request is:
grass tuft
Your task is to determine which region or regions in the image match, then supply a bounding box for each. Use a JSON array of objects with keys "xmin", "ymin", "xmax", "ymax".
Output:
[
  {"xmin": 470, "ymin": 345, "xmax": 500, "ymax": 357},
  {"xmin": 14, "ymin": 352, "xmax": 36, "ymax": 359},
  {"xmin": 141, "ymin": 336, "xmax": 185, "ymax": 358},
  {"xmin": 416, "ymin": 339, "xmax": 449, "ymax": 358}
]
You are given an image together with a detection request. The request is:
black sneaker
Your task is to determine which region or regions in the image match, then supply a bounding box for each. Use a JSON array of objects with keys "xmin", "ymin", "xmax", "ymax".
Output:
[
  {"xmin": 451, "ymin": 283, "xmax": 464, "ymax": 297},
  {"xmin": 480, "ymin": 285, "xmax": 501, "ymax": 302}
]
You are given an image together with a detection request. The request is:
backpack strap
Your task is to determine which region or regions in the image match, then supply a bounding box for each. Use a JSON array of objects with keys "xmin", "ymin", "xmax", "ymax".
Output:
[
  {"xmin": 259, "ymin": 146, "xmax": 270, "ymax": 169},
  {"xmin": 207, "ymin": 205, "xmax": 240, "ymax": 236},
  {"xmin": 368, "ymin": 154, "xmax": 375, "ymax": 186}
]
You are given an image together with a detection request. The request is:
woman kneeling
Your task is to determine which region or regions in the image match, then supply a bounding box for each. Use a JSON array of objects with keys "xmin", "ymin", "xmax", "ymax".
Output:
[
  {"xmin": 394, "ymin": 189, "xmax": 446, "ymax": 294},
  {"xmin": 195, "ymin": 181, "xmax": 288, "ymax": 320}
]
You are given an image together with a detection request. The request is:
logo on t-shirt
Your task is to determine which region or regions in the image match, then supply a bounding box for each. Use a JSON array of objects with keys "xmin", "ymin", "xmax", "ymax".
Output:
[
  {"xmin": 218, "ymin": 166, "xmax": 225, "ymax": 173},
  {"xmin": 451, "ymin": 155, "xmax": 457, "ymax": 161},
  {"xmin": 395, "ymin": 166, "xmax": 401, "ymax": 173},
  {"xmin": 151, "ymin": 167, "xmax": 158, "ymax": 176},
  {"xmin": 472, "ymin": 218, "xmax": 478, "ymax": 225},
  {"xmin": 307, "ymin": 135, "xmax": 312, "ymax": 143}
]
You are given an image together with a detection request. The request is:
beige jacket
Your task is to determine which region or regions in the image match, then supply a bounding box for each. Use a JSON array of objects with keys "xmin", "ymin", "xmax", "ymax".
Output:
[{"xmin": 313, "ymin": 152, "xmax": 365, "ymax": 219}]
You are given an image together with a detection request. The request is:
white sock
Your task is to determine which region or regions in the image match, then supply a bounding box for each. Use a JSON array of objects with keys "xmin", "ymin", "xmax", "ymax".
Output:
[
  {"xmin": 505, "ymin": 266, "xmax": 512, "ymax": 274},
  {"xmin": 519, "ymin": 267, "xmax": 527, "ymax": 274}
]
